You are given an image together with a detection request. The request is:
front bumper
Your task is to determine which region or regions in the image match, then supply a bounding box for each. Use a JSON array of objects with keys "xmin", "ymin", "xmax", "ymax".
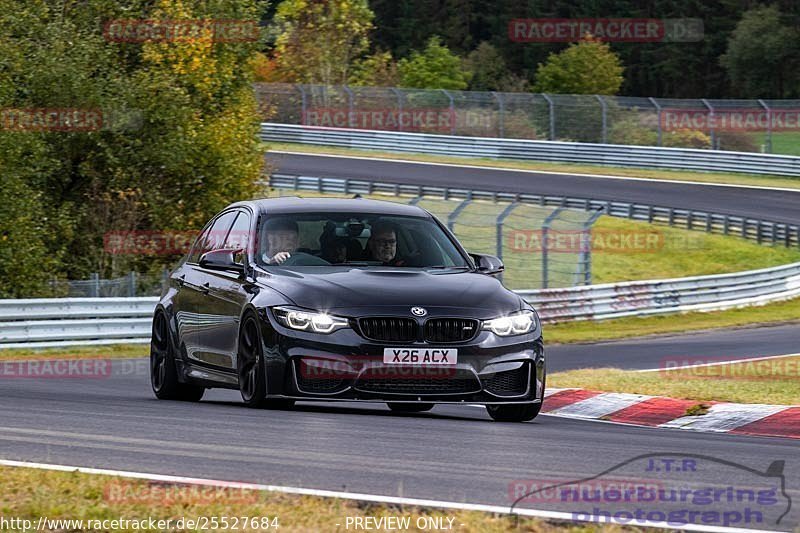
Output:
[{"xmin": 260, "ymin": 319, "xmax": 545, "ymax": 405}]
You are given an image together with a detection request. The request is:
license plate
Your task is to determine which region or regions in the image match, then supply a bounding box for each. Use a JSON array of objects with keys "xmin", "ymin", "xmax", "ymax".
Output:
[{"xmin": 383, "ymin": 348, "xmax": 457, "ymax": 365}]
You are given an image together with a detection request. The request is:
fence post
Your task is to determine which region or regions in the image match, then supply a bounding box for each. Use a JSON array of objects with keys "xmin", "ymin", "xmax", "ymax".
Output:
[
  {"xmin": 447, "ymin": 194, "xmax": 473, "ymax": 232},
  {"xmin": 89, "ymin": 272, "xmax": 100, "ymax": 298},
  {"xmin": 296, "ymin": 85, "xmax": 307, "ymax": 122},
  {"xmin": 390, "ymin": 88, "xmax": 404, "ymax": 132},
  {"xmin": 541, "ymin": 93, "xmax": 555, "ymax": 140},
  {"xmin": 581, "ymin": 207, "xmax": 605, "ymax": 285},
  {"xmin": 343, "ymin": 85, "xmax": 355, "ymax": 127},
  {"xmin": 441, "ymin": 89, "xmax": 456, "ymax": 135},
  {"xmin": 702, "ymin": 99, "xmax": 716, "ymax": 149},
  {"xmin": 128, "ymin": 271, "xmax": 137, "ymax": 297},
  {"xmin": 649, "ymin": 97, "xmax": 662, "ymax": 146},
  {"xmin": 495, "ymin": 202, "xmax": 520, "ymax": 282},
  {"xmin": 541, "ymin": 208, "xmax": 563, "ymax": 289},
  {"xmin": 595, "ymin": 95, "xmax": 608, "ymax": 143},
  {"xmin": 492, "ymin": 91, "xmax": 505, "ymax": 138},
  {"xmin": 758, "ymin": 99, "xmax": 772, "ymax": 153}
]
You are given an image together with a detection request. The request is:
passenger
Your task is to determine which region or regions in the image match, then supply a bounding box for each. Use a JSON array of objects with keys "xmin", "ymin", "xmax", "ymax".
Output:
[
  {"xmin": 262, "ymin": 218, "xmax": 299, "ymax": 265},
  {"xmin": 321, "ymin": 237, "xmax": 348, "ymax": 264}
]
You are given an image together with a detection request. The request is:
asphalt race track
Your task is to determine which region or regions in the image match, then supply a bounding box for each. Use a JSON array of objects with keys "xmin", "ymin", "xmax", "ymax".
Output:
[
  {"xmin": 0, "ymin": 353, "xmax": 798, "ymax": 530},
  {"xmin": 271, "ymin": 152, "xmax": 800, "ymax": 224},
  {"xmin": 3, "ymin": 156, "xmax": 800, "ymax": 530}
]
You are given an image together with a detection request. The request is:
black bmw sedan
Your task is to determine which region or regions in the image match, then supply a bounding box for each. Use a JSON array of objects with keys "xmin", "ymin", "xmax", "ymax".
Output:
[{"xmin": 151, "ymin": 197, "xmax": 545, "ymax": 422}]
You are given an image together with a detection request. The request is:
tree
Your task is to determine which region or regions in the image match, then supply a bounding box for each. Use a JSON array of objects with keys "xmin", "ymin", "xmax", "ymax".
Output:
[
  {"xmin": 464, "ymin": 41, "xmax": 528, "ymax": 92},
  {"xmin": 720, "ymin": 5, "xmax": 800, "ymax": 98},
  {"xmin": 271, "ymin": 0, "xmax": 374, "ymax": 85},
  {"xmin": 0, "ymin": 0, "xmax": 266, "ymax": 295},
  {"xmin": 397, "ymin": 36, "xmax": 470, "ymax": 90},
  {"xmin": 533, "ymin": 35, "xmax": 624, "ymax": 95},
  {"xmin": 349, "ymin": 51, "xmax": 400, "ymax": 87}
]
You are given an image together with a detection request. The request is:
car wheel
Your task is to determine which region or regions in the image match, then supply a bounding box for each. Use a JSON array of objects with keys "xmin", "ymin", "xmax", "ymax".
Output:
[
  {"xmin": 387, "ymin": 402, "xmax": 435, "ymax": 413},
  {"xmin": 237, "ymin": 314, "xmax": 296, "ymax": 410},
  {"xmin": 237, "ymin": 314, "xmax": 269, "ymax": 408},
  {"xmin": 486, "ymin": 402, "xmax": 541, "ymax": 422},
  {"xmin": 150, "ymin": 311, "xmax": 204, "ymax": 402}
]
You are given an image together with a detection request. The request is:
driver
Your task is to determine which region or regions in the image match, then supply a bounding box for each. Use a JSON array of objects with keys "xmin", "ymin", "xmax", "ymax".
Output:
[
  {"xmin": 262, "ymin": 218, "xmax": 299, "ymax": 265},
  {"xmin": 366, "ymin": 221, "xmax": 406, "ymax": 266}
]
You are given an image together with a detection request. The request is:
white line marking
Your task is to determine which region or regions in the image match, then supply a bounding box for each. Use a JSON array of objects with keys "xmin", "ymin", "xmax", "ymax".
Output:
[
  {"xmin": 0, "ymin": 459, "xmax": 780, "ymax": 533},
  {"xmin": 270, "ymin": 150, "xmax": 800, "ymax": 193},
  {"xmin": 636, "ymin": 352, "xmax": 800, "ymax": 373},
  {"xmin": 545, "ymin": 392, "xmax": 652, "ymax": 419},
  {"xmin": 660, "ymin": 404, "xmax": 790, "ymax": 432}
]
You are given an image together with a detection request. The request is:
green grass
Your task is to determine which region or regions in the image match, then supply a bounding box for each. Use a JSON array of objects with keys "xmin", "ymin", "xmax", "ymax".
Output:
[
  {"xmin": 753, "ymin": 131, "xmax": 800, "ymax": 156},
  {"xmin": 0, "ymin": 466, "xmax": 645, "ymax": 533},
  {"xmin": 549, "ymin": 356, "xmax": 800, "ymax": 405},
  {"xmin": 545, "ymin": 296, "xmax": 800, "ymax": 345},
  {"xmin": 591, "ymin": 216, "xmax": 800, "ymax": 283},
  {"xmin": 0, "ymin": 343, "xmax": 147, "ymax": 360},
  {"xmin": 266, "ymin": 141, "xmax": 800, "ymax": 190}
]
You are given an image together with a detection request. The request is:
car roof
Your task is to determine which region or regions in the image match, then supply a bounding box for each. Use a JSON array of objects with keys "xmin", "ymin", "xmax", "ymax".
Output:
[{"xmin": 232, "ymin": 197, "xmax": 431, "ymax": 217}]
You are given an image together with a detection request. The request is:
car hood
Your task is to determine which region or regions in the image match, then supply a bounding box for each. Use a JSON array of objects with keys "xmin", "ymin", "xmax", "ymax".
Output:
[{"xmin": 257, "ymin": 267, "xmax": 523, "ymax": 319}]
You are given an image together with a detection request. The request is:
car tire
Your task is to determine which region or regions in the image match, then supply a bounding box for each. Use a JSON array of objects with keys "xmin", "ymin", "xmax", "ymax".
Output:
[
  {"xmin": 486, "ymin": 402, "xmax": 541, "ymax": 422},
  {"xmin": 387, "ymin": 402, "xmax": 435, "ymax": 413},
  {"xmin": 150, "ymin": 311, "xmax": 205, "ymax": 402},
  {"xmin": 237, "ymin": 314, "xmax": 271, "ymax": 408}
]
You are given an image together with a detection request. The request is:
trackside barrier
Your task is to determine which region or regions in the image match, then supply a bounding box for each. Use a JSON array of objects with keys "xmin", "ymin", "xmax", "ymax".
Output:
[
  {"xmin": 2, "ymin": 261, "xmax": 799, "ymax": 347},
  {"xmin": 268, "ymin": 174, "xmax": 800, "ymax": 248},
  {"xmin": 260, "ymin": 123, "xmax": 800, "ymax": 177}
]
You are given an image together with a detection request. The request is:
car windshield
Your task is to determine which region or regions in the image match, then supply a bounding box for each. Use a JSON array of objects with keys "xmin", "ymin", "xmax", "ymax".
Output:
[{"xmin": 256, "ymin": 212, "xmax": 471, "ymax": 269}]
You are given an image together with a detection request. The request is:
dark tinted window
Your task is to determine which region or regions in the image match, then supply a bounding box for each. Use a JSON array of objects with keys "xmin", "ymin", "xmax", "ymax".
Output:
[
  {"xmin": 225, "ymin": 211, "xmax": 251, "ymax": 251},
  {"xmin": 188, "ymin": 210, "xmax": 238, "ymax": 263}
]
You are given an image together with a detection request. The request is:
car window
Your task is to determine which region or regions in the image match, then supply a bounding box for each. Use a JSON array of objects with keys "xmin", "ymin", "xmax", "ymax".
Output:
[
  {"xmin": 188, "ymin": 210, "xmax": 238, "ymax": 263},
  {"xmin": 257, "ymin": 212, "xmax": 470, "ymax": 268},
  {"xmin": 225, "ymin": 211, "xmax": 251, "ymax": 251}
]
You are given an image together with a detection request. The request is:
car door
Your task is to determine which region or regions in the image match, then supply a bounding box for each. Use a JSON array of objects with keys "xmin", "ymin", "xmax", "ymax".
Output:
[
  {"xmin": 200, "ymin": 208, "xmax": 255, "ymax": 371},
  {"xmin": 184, "ymin": 209, "xmax": 238, "ymax": 367},
  {"xmin": 172, "ymin": 221, "xmax": 215, "ymax": 361}
]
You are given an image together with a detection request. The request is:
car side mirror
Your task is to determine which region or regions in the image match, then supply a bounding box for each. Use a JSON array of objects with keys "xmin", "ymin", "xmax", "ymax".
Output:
[
  {"xmin": 199, "ymin": 249, "xmax": 245, "ymax": 274},
  {"xmin": 470, "ymin": 253, "xmax": 504, "ymax": 276}
]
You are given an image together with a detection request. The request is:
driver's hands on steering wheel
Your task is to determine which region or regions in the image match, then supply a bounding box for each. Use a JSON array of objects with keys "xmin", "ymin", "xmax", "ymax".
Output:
[{"xmin": 271, "ymin": 251, "xmax": 291, "ymax": 264}]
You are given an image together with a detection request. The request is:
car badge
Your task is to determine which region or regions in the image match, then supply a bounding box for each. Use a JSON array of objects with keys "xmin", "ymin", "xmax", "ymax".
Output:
[{"xmin": 411, "ymin": 307, "xmax": 427, "ymax": 317}]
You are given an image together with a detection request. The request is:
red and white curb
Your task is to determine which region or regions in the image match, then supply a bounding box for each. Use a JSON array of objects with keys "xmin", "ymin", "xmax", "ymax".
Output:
[{"xmin": 542, "ymin": 389, "xmax": 800, "ymax": 439}]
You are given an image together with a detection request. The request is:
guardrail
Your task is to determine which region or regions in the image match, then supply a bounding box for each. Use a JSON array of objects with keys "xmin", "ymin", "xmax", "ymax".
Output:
[
  {"xmin": 260, "ymin": 123, "xmax": 800, "ymax": 177},
  {"xmin": 3, "ymin": 261, "xmax": 799, "ymax": 347},
  {"xmin": 270, "ymin": 174, "xmax": 800, "ymax": 248}
]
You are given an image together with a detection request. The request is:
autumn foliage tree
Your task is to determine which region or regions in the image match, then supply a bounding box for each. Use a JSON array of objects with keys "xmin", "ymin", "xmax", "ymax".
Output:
[{"xmin": 533, "ymin": 35, "xmax": 624, "ymax": 95}]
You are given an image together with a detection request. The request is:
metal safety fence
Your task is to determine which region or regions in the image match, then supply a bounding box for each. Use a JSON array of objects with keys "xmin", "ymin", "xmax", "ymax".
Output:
[
  {"xmin": 256, "ymin": 83, "xmax": 800, "ymax": 155},
  {"xmin": 260, "ymin": 122, "xmax": 800, "ymax": 177},
  {"xmin": 3, "ymin": 259, "xmax": 798, "ymax": 348}
]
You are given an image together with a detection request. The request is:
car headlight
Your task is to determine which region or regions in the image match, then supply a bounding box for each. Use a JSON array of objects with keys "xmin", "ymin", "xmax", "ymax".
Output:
[
  {"xmin": 483, "ymin": 310, "xmax": 537, "ymax": 336},
  {"xmin": 272, "ymin": 306, "xmax": 349, "ymax": 334}
]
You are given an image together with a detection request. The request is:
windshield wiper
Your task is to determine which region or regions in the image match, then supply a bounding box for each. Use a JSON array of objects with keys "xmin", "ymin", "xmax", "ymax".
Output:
[
  {"xmin": 424, "ymin": 265, "xmax": 471, "ymax": 270},
  {"xmin": 338, "ymin": 261, "xmax": 383, "ymax": 266}
]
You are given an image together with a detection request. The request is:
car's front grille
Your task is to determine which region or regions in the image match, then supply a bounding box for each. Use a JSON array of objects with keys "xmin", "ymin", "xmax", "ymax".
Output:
[
  {"xmin": 357, "ymin": 317, "xmax": 480, "ymax": 343},
  {"xmin": 358, "ymin": 317, "xmax": 417, "ymax": 342},
  {"xmin": 424, "ymin": 318, "xmax": 479, "ymax": 343},
  {"xmin": 482, "ymin": 364, "xmax": 530, "ymax": 397}
]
